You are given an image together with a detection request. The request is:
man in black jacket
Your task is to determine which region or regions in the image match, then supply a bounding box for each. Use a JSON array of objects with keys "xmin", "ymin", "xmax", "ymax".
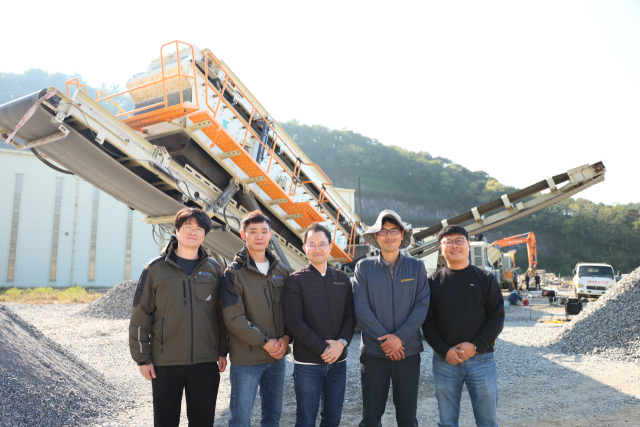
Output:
[
  {"xmin": 422, "ymin": 225, "xmax": 505, "ymax": 427},
  {"xmin": 284, "ymin": 223, "xmax": 356, "ymax": 427}
]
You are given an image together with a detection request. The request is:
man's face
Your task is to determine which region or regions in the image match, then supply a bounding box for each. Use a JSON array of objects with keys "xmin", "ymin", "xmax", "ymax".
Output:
[
  {"xmin": 374, "ymin": 220, "xmax": 404, "ymax": 253},
  {"xmin": 241, "ymin": 221, "xmax": 272, "ymax": 252},
  {"xmin": 175, "ymin": 218, "xmax": 206, "ymax": 250},
  {"xmin": 440, "ymin": 233, "xmax": 470, "ymax": 264},
  {"xmin": 304, "ymin": 230, "xmax": 332, "ymax": 265}
]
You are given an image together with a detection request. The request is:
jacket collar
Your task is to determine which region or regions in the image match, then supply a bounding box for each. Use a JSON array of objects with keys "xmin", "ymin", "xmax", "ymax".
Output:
[
  {"xmin": 163, "ymin": 235, "xmax": 208, "ymax": 271},
  {"xmin": 307, "ymin": 263, "xmax": 333, "ymax": 278},
  {"xmin": 376, "ymin": 252, "xmax": 405, "ymax": 269},
  {"xmin": 233, "ymin": 246, "xmax": 280, "ymax": 275}
]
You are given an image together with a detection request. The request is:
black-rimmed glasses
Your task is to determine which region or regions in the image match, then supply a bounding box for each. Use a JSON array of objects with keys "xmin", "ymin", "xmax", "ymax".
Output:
[{"xmin": 378, "ymin": 229, "xmax": 402, "ymax": 236}]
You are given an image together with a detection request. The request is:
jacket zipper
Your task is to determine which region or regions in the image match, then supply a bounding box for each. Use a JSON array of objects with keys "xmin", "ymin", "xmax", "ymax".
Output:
[
  {"xmin": 266, "ymin": 279, "xmax": 279, "ymax": 338},
  {"xmin": 182, "ymin": 281, "xmax": 187, "ymax": 306},
  {"xmin": 188, "ymin": 277, "xmax": 194, "ymax": 364},
  {"xmin": 263, "ymin": 286, "xmax": 270, "ymax": 308},
  {"xmin": 160, "ymin": 318, "xmax": 165, "ymax": 354},
  {"xmin": 388, "ymin": 265, "xmax": 397, "ymax": 331},
  {"xmin": 323, "ymin": 274, "xmax": 335, "ymax": 339}
]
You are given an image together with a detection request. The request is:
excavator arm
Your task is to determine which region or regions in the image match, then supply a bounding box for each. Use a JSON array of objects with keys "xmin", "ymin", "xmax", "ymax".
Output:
[{"xmin": 491, "ymin": 232, "xmax": 537, "ymax": 273}]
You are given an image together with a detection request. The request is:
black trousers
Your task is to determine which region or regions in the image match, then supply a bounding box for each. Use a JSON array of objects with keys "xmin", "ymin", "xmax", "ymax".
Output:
[
  {"xmin": 359, "ymin": 352, "xmax": 421, "ymax": 427},
  {"xmin": 152, "ymin": 362, "xmax": 220, "ymax": 427}
]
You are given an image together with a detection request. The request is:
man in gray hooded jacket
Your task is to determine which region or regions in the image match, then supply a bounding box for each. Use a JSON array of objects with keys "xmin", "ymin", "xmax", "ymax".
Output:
[{"xmin": 353, "ymin": 210, "xmax": 430, "ymax": 427}]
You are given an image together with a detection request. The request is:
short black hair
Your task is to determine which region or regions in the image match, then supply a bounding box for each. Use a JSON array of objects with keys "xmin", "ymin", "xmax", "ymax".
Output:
[
  {"xmin": 437, "ymin": 225, "xmax": 468, "ymax": 242},
  {"xmin": 303, "ymin": 223, "xmax": 332, "ymax": 245},
  {"xmin": 174, "ymin": 207, "xmax": 213, "ymax": 235},
  {"xmin": 241, "ymin": 210, "xmax": 271, "ymax": 231},
  {"xmin": 381, "ymin": 216, "xmax": 402, "ymax": 229}
]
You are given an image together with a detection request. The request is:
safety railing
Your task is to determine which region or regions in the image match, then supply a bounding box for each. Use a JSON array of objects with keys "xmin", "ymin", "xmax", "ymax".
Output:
[
  {"xmin": 65, "ymin": 78, "xmax": 86, "ymax": 95},
  {"xmin": 202, "ymin": 51, "xmax": 357, "ymax": 257},
  {"xmin": 160, "ymin": 40, "xmax": 199, "ymax": 110},
  {"xmin": 65, "ymin": 41, "xmax": 358, "ymax": 259},
  {"xmin": 66, "ymin": 41, "xmax": 200, "ymax": 119},
  {"xmin": 96, "ymin": 90, "xmax": 131, "ymax": 118}
]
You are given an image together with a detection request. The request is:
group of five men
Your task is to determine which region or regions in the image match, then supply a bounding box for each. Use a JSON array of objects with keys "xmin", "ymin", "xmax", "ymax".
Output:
[{"xmin": 130, "ymin": 207, "xmax": 505, "ymax": 426}]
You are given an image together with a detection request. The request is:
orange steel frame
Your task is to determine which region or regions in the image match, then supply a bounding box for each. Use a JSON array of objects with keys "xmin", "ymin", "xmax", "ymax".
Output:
[
  {"xmin": 201, "ymin": 51, "xmax": 357, "ymax": 259},
  {"xmin": 64, "ymin": 41, "xmax": 358, "ymax": 261},
  {"xmin": 492, "ymin": 232, "xmax": 538, "ymax": 272},
  {"xmin": 66, "ymin": 78, "xmax": 86, "ymax": 96},
  {"xmin": 96, "ymin": 90, "xmax": 131, "ymax": 118},
  {"xmin": 66, "ymin": 41, "xmax": 199, "ymax": 119}
]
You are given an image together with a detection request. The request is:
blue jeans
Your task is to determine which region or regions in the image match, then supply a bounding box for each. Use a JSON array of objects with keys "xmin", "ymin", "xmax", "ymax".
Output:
[
  {"xmin": 432, "ymin": 352, "xmax": 498, "ymax": 427},
  {"xmin": 228, "ymin": 357, "xmax": 286, "ymax": 427},
  {"xmin": 293, "ymin": 362, "xmax": 347, "ymax": 427}
]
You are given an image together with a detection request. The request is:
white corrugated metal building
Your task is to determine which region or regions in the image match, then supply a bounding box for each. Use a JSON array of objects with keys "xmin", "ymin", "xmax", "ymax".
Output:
[{"xmin": 0, "ymin": 147, "xmax": 162, "ymax": 288}]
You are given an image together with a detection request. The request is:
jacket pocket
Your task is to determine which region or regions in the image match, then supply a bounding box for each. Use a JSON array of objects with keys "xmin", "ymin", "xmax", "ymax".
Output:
[
  {"xmin": 194, "ymin": 275, "xmax": 214, "ymax": 302},
  {"xmin": 272, "ymin": 279, "xmax": 285, "ymax": 304},
  {"xmin": 475, "ymin": 352, "xmax": 495, "ymax": 362}
]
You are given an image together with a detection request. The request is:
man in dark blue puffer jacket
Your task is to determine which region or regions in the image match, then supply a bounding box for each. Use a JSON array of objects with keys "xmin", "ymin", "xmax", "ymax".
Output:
[{"xmin": 353, "ymin": 210, "xmax": 430, "ymax": 427}]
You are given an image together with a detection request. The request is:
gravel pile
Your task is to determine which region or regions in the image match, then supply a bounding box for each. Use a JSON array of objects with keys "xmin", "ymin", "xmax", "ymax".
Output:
[
  {"xmin": 79, "ymin": 280, "xmax": 138, "ymax": 319},
  {"xmin": 0, "ymin": 304, "xmax": 120, "ymax": 426},
  {"xmin": 548, "ymin": 266, "xmax": 640, "ymax": 360}
]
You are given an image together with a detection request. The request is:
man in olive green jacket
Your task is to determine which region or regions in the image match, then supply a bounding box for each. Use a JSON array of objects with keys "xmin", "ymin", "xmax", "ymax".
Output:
[
  {"xmin": 222, "ymin": 210, "xmax": 291, "ymax": 427},
  {"xmin": 130, "ymin": 207, "xmax": 228, "ymax": 427}
]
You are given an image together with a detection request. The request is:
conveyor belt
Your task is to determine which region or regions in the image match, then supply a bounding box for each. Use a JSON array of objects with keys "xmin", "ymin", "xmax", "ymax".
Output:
[{"xmin": 0, "ymin": 91, "xmax": 245, "ymax": 260}]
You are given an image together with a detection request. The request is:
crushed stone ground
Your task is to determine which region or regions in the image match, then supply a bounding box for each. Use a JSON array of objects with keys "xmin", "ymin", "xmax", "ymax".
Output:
[{"xmin": 3, "ymin": 302, "xmax": 640, "ymax": 426}]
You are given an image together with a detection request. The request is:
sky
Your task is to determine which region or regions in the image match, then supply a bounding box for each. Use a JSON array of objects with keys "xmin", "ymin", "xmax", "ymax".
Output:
[{"xmin": 4, "ymin": 0, "xmax": 640, "ymax": 205}]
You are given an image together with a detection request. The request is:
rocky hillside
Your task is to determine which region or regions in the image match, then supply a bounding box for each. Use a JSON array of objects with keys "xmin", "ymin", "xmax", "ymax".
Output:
[{"xmin": 281, "ymin": 121, "xmax": 640, "ymax": 276}]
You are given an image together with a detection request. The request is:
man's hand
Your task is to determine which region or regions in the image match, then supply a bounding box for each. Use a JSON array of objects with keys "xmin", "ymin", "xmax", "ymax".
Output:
[
  {"xmin": 263, "ymin": 338, "xmax": 280, "ymax": 354},
  {"xmin": 139, "ymin": 363, "xmax": 156, "ymax": 380},
  {"xmin": 218, "ymin": 356, "xmax": 227, "ymax": 372},
  {"xmin": 387, "ymin": 348, "xmax": 405, "ymax": 361},
  {"xmin": 445, "ymin": 347, "xmax": 465, "ymax": 365},
  {"xmin": 378, "ymin": 334, "xmax": 403, "ymax": 354},
  {"xmin": 321, "ymin": 340, "xmax": 345, "ymax": 364},
  {"xmin": 269, "ymin": 336, "xmax": 290, "ymax": 360},
  {"xmin": 454, "ymin": 342, "xmax": 476, "ymax": 361}
]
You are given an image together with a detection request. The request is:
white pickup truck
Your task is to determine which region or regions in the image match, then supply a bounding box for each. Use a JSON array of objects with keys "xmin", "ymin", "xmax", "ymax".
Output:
[{"xmin": 573, "ymin": 263, "xmax": 616, "ymax": 298}]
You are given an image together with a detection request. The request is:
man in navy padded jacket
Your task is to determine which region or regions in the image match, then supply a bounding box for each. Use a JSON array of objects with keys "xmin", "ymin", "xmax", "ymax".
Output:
[{"xmin": 353, "ymin": 210, "xmax": 430, "ymax": 427}]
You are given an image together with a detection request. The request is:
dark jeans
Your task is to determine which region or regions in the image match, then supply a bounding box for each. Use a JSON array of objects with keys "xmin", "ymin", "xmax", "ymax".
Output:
[
  {"xmin": 152, "ymin": 362, "xmax": 220, "ymax": 427},
  {"xmin": 293, "ymin": 361, "xmax": 347, "ymax": 427},
  {"xmin": 359, "ymin": 352, "xmax": 420, "ymax": 427}
]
